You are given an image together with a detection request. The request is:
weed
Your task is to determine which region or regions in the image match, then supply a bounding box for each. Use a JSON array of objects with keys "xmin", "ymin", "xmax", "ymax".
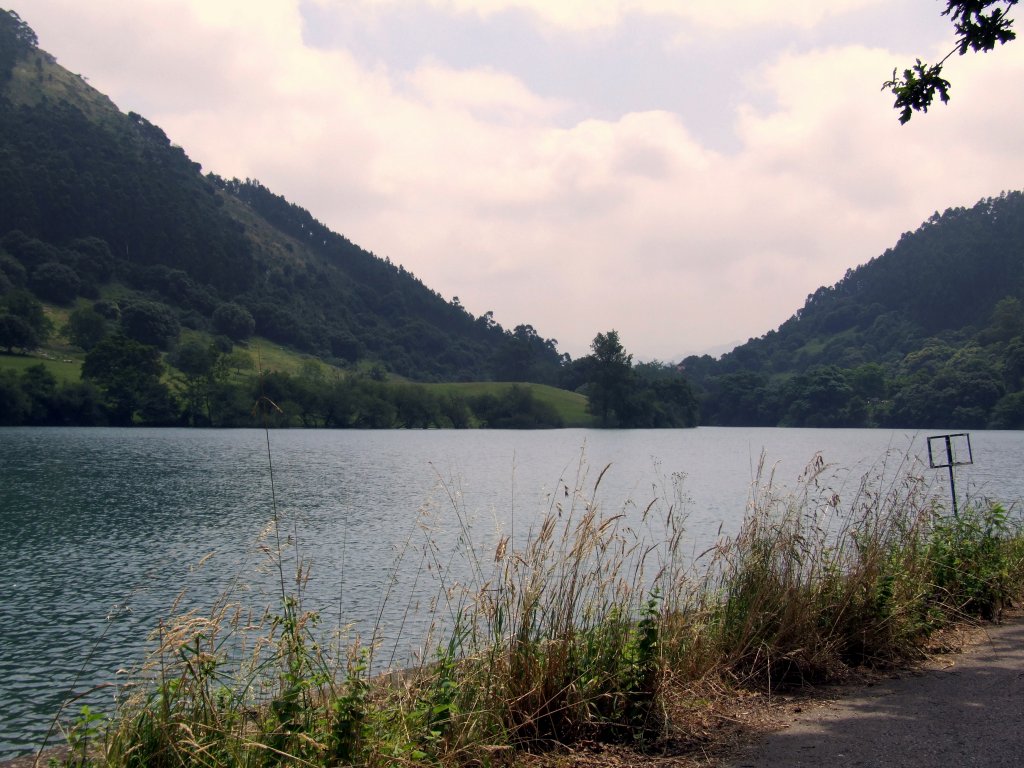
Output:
[
  {"xmin": 63, "ymin": 446, "xmax": 1024, "ymax": 768},
  {"xmin": 928, "ymin": 502, "xmax": 1020, "ymax": 620},
  {"xmin": 64, "ymin": 705, "xmax": 104, "ymax": 767}
]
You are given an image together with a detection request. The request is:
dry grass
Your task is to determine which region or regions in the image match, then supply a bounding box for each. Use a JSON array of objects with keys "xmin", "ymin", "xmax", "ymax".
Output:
[{"xmin": 42, "ymin": 448, "xmax": 1024, "ymax": 767}]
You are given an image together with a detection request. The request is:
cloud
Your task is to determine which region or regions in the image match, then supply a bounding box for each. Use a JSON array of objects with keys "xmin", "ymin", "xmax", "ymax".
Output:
[{"xmin": 336, "ymin": 0, "xmax": 887, "ymax": 33}]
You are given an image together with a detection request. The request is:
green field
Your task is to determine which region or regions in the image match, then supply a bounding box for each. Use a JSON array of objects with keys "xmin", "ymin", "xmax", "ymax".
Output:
[
  {"xmin": 3, "ymin": 336, "xmax": 595, "ymax": 427},
  {"xmin": 0, "ymin": 350, "xmax": 83, "ymax": 383},
  {"xmin": 425, "ymin": 381, "xmax": 595, "ymax": 427}
]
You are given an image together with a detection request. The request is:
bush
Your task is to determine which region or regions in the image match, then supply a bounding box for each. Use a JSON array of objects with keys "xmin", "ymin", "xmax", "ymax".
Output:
[
  {"xmin": 30, "ymin": 261, "xmax": 81, "ymax": 304},
  {"xmin": 212, "ymin": 301, "xmax": 255, "ymax": 341},
  {"xmin": 73, "ymin": 452, "xmax": 1024, "ymax": 768},
  {"xmin": 120, "ymin": 300, "xmax": 180, "ymax": 350},
  {"xmin": 928, "ymin": 503, "xmax": 1022, "ymax": 619}
]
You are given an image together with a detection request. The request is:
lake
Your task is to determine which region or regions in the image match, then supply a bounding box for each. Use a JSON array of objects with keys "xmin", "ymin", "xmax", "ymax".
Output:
[{"xmin": 2, "ymin": 426, "xmax": 1023, "ymax": 758}]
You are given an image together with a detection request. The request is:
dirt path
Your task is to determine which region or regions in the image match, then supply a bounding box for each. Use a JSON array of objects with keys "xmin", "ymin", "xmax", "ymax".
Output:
[{"xmin": 721, "ymin": 613, "xmax": 1024, "ymax": 767}]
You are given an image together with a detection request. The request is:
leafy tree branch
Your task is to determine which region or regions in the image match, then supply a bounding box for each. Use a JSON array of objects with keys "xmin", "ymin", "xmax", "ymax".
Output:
[{"xmin": 883, "ymin": 0, "xmax": 1017, "ymax": 123}]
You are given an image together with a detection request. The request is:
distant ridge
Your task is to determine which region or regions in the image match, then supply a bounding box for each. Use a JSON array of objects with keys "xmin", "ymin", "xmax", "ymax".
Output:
[{"xmin": 683, "ymin": 191, "xmax": 1024, "ymax": 428}]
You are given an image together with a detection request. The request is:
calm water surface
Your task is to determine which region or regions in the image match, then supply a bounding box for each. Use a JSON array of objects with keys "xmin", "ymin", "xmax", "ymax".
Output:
[{"xmin": 2, "ymin": 426, "xmax": 1023, "ymax": 757}]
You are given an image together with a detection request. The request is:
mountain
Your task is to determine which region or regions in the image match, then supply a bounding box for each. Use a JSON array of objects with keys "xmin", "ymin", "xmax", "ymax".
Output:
[
  {"xmin": 0, "ymin": 9, "xmax": 566, "ymax": 384},
  {"xmin": 4, "ymin": 9, "xmax": 1022, "ymax": 431},
  {"xmin": 683, "ymin": 191, "xmax": 1024, "ymax": 429}
]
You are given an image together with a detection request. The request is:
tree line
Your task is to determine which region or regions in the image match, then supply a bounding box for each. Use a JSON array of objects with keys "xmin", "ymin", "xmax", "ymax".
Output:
[{"xmin": 0, "ymin": 336, "xmax": 568, "ymax": 429}]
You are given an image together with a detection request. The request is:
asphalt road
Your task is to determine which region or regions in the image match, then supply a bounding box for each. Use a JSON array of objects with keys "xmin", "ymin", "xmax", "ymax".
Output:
[{"xmin": 724, "ymin": 614, "xmax": 1024, "ymax": 767}]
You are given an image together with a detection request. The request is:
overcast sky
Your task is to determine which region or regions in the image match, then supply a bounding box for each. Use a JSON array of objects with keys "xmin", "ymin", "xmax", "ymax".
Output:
[{"xmin": 12, "ymin": 1, "xmax": 1024, "ymax": 360}]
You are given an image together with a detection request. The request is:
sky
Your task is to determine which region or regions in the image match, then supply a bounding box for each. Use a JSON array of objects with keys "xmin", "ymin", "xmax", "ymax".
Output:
[{"xmin": 11, "ymin": 1, "xmax": 1024, "ymax": 360}]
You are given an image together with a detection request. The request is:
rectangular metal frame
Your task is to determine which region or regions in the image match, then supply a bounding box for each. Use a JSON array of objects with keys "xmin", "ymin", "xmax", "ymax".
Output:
[{"xmin": 927, "ymin": 433, "xmax": 973, "ymax": 469}]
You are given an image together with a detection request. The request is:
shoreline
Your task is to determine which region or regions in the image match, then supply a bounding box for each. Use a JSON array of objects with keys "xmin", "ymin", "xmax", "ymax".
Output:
[{"xmin": 4, "ymin": 614, "xmax": 1014, "ymax": 768}]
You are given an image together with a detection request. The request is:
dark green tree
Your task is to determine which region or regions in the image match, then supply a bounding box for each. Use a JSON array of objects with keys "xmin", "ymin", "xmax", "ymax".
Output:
[
  {"xmin": 0, "ymin": 251, "xmax": 27, "ymax": 288},
  {"xmin": 884, "ymin": 1, "xmax": 1017, "ymax": 123},
  {"xmin": 0, "ymin": 8, "xmax": 37, "ymax": 81},
  {"xmin": 120, "ymin": 300, "xmax": 181, "ymax": 350},
  {"xmin": 20, "ymin": 363, "xmax": 57, "ymax": 423},
  {"xmin": 783, "ymin": 366, "xmax": 855, "ymax": 427},
  {"xmin": 990, "ymin": 391, "xmax": 1024, "ymax": 427},
  {"xmin": 48, "ymin": 380, "xmax": 104, "ymax": 426},
  {"xmin": 2, "ymin": 289, "xmax": 50, "ymax": 342},
  {"xmin": 65, "ymin": 305, "xmax": 108, "ymax": 351},
  {"xmin": 0, "ymin": 313, "xmax": 37, "ymax": 353},
  {"xmin": 30, "ymin": 262, "xmax": 81, "ymax": 305},
  {"xmin": 212, "ymin": 301, "xmax": 255, "ymax": 341},
  {"xmin": 702, "ymin": 371, "xmax": 774, "ymax": 426},
  {"xmin": 586, "ymin": 330, "xmax": 634, "ymax": 427},
  {"xmin": 82, "ymin": 333, "xmax": 173, "ymax": 425},
  {"xmin": 891, "ymin": 343, "xmax": 1004, "ymax": 427},
  {"xmin": 66, "ymin": 237, "xmax": 115, "ymax": 282},
  {"xmin": 0, "ymin": 369, "xmax": 29, "ymax": 423},
  {"xmin": 982, "ymin": 296, "xmax": 1024, "ymax": 343},
  {"xmin": 170, "ymin": 338, "xmax": 224, "ymax": 425}
]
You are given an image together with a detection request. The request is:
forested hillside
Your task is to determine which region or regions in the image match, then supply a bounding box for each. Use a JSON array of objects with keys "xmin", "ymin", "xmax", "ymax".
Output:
[
  {"xmin": 0, "ymin": 9, "xmax": 565, "ymax": 384},
  {"xmin": 0, "ymin": 10, "xmax": 700, "ymax": 429},
  {"xmin": 685, "ymin": 191, "xmax": 1024, "ymax": 429}
]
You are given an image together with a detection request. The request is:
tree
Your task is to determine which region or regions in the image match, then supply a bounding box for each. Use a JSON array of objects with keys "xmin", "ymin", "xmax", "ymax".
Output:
[
  {"xmin": 0, "ymin": 251, "xmax": 26, "ymax": 287},
  {"xmin": 30, "ymin": 262, "xmax": 81, "ymax": 305},
  {"xmin": 212, "ymin": 301, "xmax": 256, "ymax": 341},
  {"xmin": 2, "ymin": 289, "xmax": 50, "ymax": 342},
  {"xmin": 120, "ymin": 300, "xmax": 181, "ymax": 349},
  {"xmin": 65, "ymin": 306, "xmax": 107, "ymax": 351},
  {"xmin": 884, "ymin": 1, "xmax": 1017, "ymax": 123},
  {"xmin": 0, "ymin": 9, "xmax": 38, "ymax": 82},
  {"xmin": 783, "ymin": 366, "xmax": 855, "ymax": 427},
  {"xmin": 0, "ymin": 369, "xmax": 29, "ymax": 423},
  {"xmin": 170, "ymin": 339, "xmax": 223, "ymax": 425},
  {"xmin": 82, "ymin": 333, "xmax": 172, "ymax": 425},
  {"xmin": 67, "ymin": 237, "xmax": 115, "ymax": 282},
  {"xmin": 586, "ymin": 330, "xmax": 634, "ymax": 426},
  {"xmin": 20, "ymin": 363, "xmax": 57, "ymax": 424},
  {"xmin": 0, "ymin": 313, "xmax": 37, "ymax": 353}
]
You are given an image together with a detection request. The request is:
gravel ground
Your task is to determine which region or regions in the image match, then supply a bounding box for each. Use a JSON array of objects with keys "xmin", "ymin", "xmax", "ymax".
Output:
[{"xmin": 721, "ymin": 612, "xmax": 1024, "ymax": 768}]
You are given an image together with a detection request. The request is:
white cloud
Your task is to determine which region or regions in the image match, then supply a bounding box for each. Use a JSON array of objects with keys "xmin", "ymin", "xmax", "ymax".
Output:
[{"xmin": 337, "ymin": 0, "xmax": 887, "ymax": 33}]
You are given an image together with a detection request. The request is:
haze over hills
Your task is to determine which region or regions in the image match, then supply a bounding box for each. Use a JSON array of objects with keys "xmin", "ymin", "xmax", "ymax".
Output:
[{"xmin": 1, "ymin": 8, "xmax": 1023, "ymax": 430}]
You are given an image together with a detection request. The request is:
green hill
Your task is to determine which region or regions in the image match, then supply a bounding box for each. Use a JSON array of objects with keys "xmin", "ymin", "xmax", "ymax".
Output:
[
  {"xmin": 0, "ymin": 10, "xmax": 711, "ymax": 429},
  {"xmin": 684, "ymin": 192, "xmax": 1024, "ymax": 429},
  {"xmin": 0, "ymin": 9, "xmax": 565, "ymax": 385}
]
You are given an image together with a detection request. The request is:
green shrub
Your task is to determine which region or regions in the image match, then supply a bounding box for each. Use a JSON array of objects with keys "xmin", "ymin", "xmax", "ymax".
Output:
[{"xmin": 928, "ymin": 503, "xmax": 1020, "ymax": 619}]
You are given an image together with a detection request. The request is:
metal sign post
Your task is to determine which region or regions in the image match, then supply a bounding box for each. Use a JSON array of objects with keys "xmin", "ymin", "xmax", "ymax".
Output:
[{"xmin": 927, "ymin": 433, "xmax": 973, "ymax": 517}]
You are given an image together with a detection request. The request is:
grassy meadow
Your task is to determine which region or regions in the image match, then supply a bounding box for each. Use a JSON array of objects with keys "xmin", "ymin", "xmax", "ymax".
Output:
[
  {"xmin": 2, "ymin": 299, "xmax": 596, "ymax": 428},
  {"xmin": 425, "ymin": 381, "xmax": 594, "ymax": 427}
]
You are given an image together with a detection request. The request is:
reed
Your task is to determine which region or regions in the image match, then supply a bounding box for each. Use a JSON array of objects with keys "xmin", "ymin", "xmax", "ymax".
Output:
[{"xmin": 59, "ymin": 448, "xmax": 1024, "ymax": 767}]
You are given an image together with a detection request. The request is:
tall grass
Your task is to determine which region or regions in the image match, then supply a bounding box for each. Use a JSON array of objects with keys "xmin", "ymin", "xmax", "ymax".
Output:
[{"xmin": 60, "ymin": 449, "xmax": 1024, "ymax": 767}]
